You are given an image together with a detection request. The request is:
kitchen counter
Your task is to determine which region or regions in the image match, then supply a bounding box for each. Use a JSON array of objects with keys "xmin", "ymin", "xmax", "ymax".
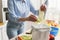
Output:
[
  {"xmin": 0, "ymin": 21, "xmax": 7, "ymax": 28},
  {"xmin": 0, "ymin": 22, "xmax": 4, "ymax": 26},
  {"xmin": 10, "ymin": 22, "xmax": 60, "ymax": 40},
  {"xmin": 0, "ymin": 23, "xmax": 5, "ymax": 29},
  {"xmin": 10, "ymin": 28, "xmax": 60, "ymax": 40}
]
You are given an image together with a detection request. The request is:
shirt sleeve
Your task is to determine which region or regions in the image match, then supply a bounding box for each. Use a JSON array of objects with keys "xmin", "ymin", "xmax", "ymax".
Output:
[
  {"xmin": 8, "ymin": 0, "xmax": 20, "ymax": 23},
  {"xmin": 29, "ymin": 1, "xmax": 39, "ymax": 15},
  {"xmin": 44, "ymin": 0, "xmax": 48, "ymax": 13},
  {"xmin": 45, "ymin": 0, "xmax": 48, "ymax": 6}
]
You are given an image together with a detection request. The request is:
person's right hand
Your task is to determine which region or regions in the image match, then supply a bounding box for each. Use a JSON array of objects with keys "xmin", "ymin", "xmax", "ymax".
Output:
[{"xmin": 27, "ymin": 15, "xmax": 37, "ymax": 22}]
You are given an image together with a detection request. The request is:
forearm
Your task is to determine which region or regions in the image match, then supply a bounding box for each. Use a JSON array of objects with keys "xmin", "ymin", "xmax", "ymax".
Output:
[
  {"xmin": 30, "ymin": 3, "xmax": 39, "ymax": 15},
  {"xmin": 18, "ymin": 17, "xmax": 29, "ymax": 22}
]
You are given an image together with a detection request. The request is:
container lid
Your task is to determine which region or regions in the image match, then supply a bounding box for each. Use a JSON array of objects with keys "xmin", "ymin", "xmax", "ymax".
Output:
[{"xmin": 32, "ymin": 24, "xmax": 50, "ymax": 30}]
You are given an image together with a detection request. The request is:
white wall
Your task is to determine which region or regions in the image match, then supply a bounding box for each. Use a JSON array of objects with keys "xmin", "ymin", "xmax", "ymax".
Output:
[
  {"xmin": 48, "ymin": 0, "xmax": 60, "ymax": 10},
  {"xmin": 30, "ymin": 0, "xmax": 46, "ymax": 10},
  {"xmin": 45, "ymin": 0, "xmax": 60, "ymax": 24},
  {"xmin": 2, "ymin": 0, "xmax": 60, "ymax": 10},
  {"xmin": 30, "ymin": 0, "xmax": 41, "ymax": 10},
  {"xmin": 31, "ymin": 0, "xmax": 60, "ymax": 10}
]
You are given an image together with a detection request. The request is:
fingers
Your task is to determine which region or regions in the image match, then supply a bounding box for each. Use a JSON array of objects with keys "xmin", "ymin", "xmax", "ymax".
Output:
[
  {"xmin": 29, "ymin": 15, "xmax": 37, "ymax": 22},
  {"xmin": 40, "ymin": 4, "xmax": 46, "ymax": 11}
]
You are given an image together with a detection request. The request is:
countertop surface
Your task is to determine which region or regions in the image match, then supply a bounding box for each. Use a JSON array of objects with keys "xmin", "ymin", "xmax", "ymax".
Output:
[
  {"xmin": 10, "ymin": 28, "xmax": 60, "ymax": 40},
  {"xmin": 0, "ymin": 21, "xmax": 60, "ymax": 40},
  {"xmin": 0, "ymin": 22, "xmax": 4, "ymax": 26}
]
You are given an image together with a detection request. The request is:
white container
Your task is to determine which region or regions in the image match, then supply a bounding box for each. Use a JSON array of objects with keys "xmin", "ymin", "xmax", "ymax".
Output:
[{"xmin": 32, "ymin": 23, "xmax": 50, "ymax": 40}]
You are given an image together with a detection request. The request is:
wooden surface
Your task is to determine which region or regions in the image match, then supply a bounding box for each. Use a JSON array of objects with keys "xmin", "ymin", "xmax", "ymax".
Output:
[{"xmin": 0, "ymin": 22, "xmax": 4, "ymax": 26}]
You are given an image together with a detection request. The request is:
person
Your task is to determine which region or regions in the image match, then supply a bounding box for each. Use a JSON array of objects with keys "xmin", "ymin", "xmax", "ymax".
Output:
[{"xmin": 7, "ymin": 0, "xmax": 47, "ymax": 39}]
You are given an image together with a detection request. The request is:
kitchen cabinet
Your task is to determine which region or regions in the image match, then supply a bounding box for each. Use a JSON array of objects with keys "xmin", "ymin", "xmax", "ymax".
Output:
[
  {"xmin": 0, "ymin": 28, "xmax": 2, "ymax": 40},
  {"xmin": 0, "ymin": 0, "xmax": 8, "ymax": 23},
  {"xmin": 0, "ymin": 21, "xmax": 8, "ymax": 40},
  {"xmin": 2, "ymin": 25, "xmax": 8, "ymax": 40},
  {"xmin": 2, "ymin": 0, "xmax": 8, "ymax": 23}
]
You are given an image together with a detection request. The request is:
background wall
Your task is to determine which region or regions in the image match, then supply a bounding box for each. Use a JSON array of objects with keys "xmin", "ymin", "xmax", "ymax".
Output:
[
  {"xmin": 0, "ymin": 0, "xmax": 3, "ymax": 22},
  {"xmin": 30, "ymin": 0, "xmax": 46, "ymax": 10}
]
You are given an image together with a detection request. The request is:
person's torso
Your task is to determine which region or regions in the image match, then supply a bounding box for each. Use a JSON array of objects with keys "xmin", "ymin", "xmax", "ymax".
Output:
[
  {"xmin": 13, "ymin": 0, "xmax": 30, "ymax": 17},
  {"xmin": 7, "ymin": 0, "xmax": 30, "ymax": 28}
]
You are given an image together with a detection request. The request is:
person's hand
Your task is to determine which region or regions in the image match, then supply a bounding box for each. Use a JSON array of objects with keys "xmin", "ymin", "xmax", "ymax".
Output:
[
  {"xmin": 18, "ymin": 15, "xmax": 37, "ymax": 22},
  {"xmin": 40, "ymin": 4, "xmax": 46, "ymax": 11},
  {"xmin": 27, "ymin": 15, "xmax": 37, "ymax": 22}
]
